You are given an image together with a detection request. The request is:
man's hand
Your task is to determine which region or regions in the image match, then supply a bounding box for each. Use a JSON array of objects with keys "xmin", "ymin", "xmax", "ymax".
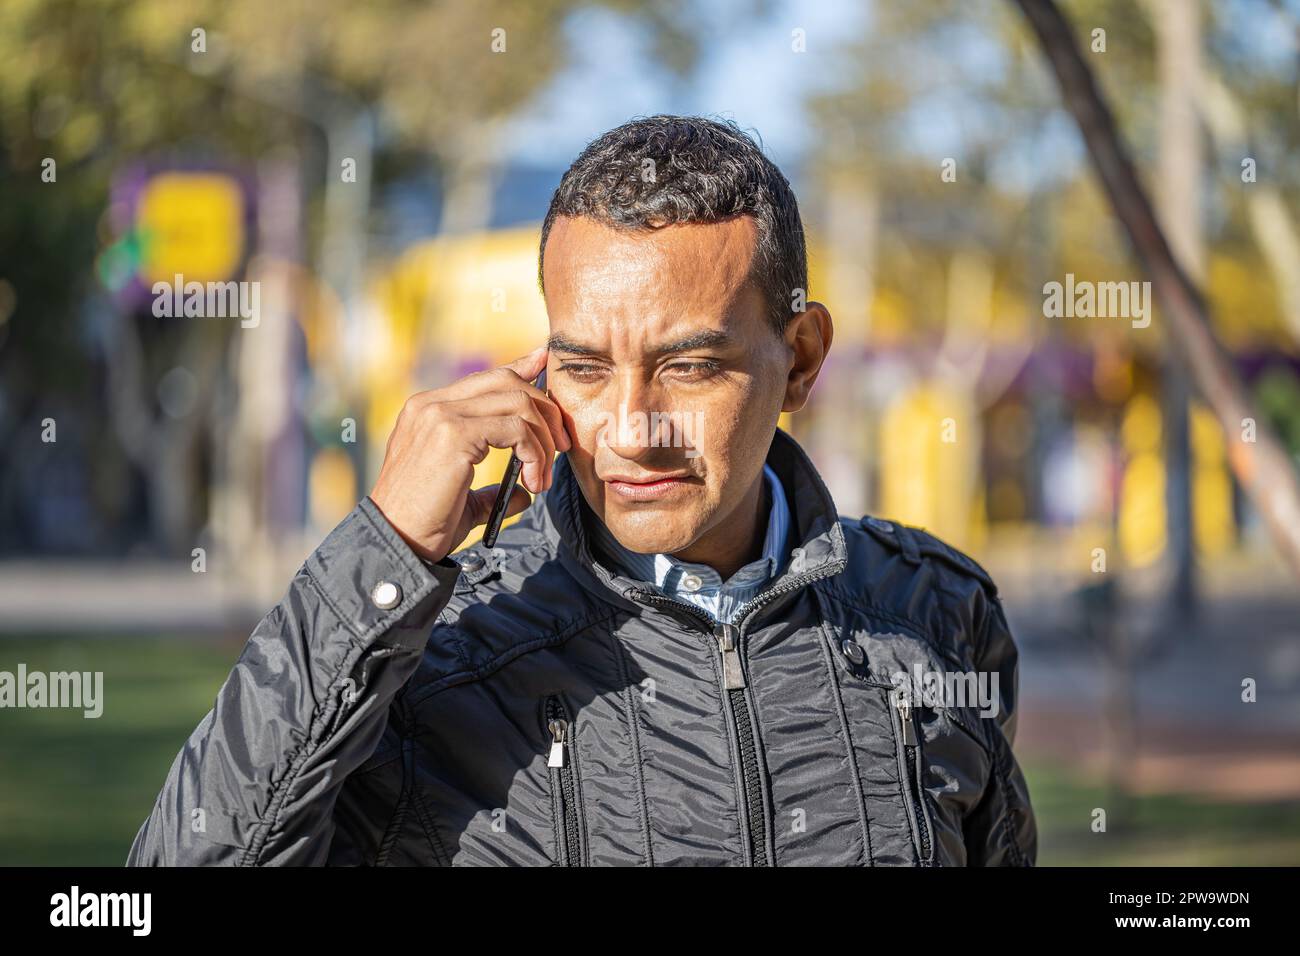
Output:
[{"xmin": 369, "ymin": 346, "xmax": 571, "ymax": 563}]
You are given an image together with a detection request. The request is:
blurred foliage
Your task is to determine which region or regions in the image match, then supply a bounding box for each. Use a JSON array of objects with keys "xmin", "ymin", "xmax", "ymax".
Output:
[
  {"xmin": 0, "ymin": 0, "xmax": 705, "ymax": 389},
  {"xmin": 0, "ymin": 0, "xmax": 707, "ymax": 159},
  {"xmin": 807, "ymin": 0, "xmax": 1300, "ymax": 351},
  {"xmin": 0, "ymin": 0, "xmax": 713, "ymax": 554},
  {"xmin": 3, "ymin": 0, "xmax": 1299, "ymax": 556}
]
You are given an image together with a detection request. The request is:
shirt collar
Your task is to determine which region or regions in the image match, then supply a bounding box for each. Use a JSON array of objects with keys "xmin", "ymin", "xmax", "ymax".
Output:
[{"xmin": 589, "ymin": 463, "xmax": 789, "ymax": 592}]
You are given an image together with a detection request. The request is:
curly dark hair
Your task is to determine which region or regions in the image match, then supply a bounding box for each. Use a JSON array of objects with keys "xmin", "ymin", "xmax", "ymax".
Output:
[{"xmin": 539, "ymin": 114, "xmax": 806, "ymax": 336}]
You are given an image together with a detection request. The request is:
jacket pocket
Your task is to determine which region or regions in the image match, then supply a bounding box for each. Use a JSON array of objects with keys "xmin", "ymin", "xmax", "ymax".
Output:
[
  {"xmin": 889, "ymin": 687, "xmax": 935, "ymax": 866},
  {"xmin": 544, "ymin": 694, "xmax": 586, "ymax": 867}
]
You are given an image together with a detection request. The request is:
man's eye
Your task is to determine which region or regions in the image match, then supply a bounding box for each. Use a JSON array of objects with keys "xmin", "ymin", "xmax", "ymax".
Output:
[
  {"xmin": 559, "ymin": 363, "xmax": 606, "ymax": 381},
  {"xmin": 665, "ymin": 360, "xmax": 721, "ymax": 380}
]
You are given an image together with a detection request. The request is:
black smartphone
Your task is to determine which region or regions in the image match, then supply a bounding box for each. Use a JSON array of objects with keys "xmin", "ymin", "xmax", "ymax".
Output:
[{"xmin": 482, "ymin": 367, "xmax": 547, "ymax": 548}]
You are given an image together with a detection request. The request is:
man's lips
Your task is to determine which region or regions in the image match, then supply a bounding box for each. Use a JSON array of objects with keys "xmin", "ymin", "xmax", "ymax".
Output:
[{"xmin": 602, "ymin": 472, "xmax": 699, "ymax": 501}]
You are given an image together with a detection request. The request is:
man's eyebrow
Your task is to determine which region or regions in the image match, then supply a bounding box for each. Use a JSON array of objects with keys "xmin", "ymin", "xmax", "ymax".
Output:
[
  {"xmin": 652, "ymin": 329, "xmax": 733, "ymax": 354},
  {"xmin": 546, "ymin": 333, "xmax": 605, "ymax": 357},
  {"xmin": 547, "ymin": 329, "xmax": 734, "ymax": 357}
]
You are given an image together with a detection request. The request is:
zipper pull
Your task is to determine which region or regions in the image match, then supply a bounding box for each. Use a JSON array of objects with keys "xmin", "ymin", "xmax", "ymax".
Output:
[
  {"xmin": 716, "ymin": 623, "xmax": 746, "ymax": 690},
  {"xmin": 547, "ymin": 718, "xmax": 568, "ymax": 768},
  {"xmin": 895, "ymin": 690, "xmax": 917, "ymax": 747}
]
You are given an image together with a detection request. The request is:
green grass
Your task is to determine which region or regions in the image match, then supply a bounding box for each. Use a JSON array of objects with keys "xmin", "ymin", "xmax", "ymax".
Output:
[
  {"xmin": 2, "ymin": 635, "xmax": 1298, "ymax": 865},
  {"xmin": 0, "ymin": 635, "xmax": 241, "ymax": 866},
  {"xmin": 1025, "ymin": 762, "xmax": 1300, "ymax": 865}
]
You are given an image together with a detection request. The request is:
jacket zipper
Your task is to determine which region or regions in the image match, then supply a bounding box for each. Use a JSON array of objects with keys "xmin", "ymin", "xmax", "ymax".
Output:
[
  {"xmin": 893, "ymin": 688, "xmax": 934, "ymax": 865},
  {"xmin": 545, "ymin": 696, "xmax": 582, "ymax": 867},
  {"xmin": 715, "ymin": 620, "xmax": 767, "ymax": 866},
  {"xmin": 630, "ymin": 562, "xmax": 839, "ymax": 867}
]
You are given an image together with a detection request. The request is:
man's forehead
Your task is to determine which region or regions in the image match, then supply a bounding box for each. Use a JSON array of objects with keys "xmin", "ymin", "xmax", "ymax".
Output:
[{"xmin": 542, "ymin": 215, "xmax": 759, "ymax": 319}]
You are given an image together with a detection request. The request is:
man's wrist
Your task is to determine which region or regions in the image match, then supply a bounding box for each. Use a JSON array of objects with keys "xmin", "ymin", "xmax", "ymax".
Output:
[{"xmin": 364, "ymin": 494, "xmax": 449, "ymax": 566}]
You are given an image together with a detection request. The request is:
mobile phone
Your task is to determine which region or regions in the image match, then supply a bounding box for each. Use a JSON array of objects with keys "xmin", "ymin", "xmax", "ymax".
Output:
[{"xmin": 482, "ymin": 367, "xmax": 547, "ymax": 548}]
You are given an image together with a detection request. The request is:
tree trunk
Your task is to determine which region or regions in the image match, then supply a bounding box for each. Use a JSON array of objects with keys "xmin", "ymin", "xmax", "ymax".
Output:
[
  {"xmin": 1152, "ymin": 0, "xmax": 1200, "ymax": 619},
  {"xmin": 1012, "ymin": 0, "xmax": 1300, "ymax": 580}
]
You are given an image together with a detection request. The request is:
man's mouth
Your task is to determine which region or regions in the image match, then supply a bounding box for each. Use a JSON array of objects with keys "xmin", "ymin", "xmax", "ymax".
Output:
[{"xmin": 602, "ymin": 472, "xmax": 699, "ymax": 501}]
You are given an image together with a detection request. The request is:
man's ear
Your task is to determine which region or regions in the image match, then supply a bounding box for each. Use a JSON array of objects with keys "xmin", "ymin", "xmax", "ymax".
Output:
[{"xmin": 782, "ymin": 302, "xmax": 833, "ymax": 413}]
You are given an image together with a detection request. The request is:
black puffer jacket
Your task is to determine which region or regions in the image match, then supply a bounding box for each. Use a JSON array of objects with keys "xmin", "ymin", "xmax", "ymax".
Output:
[{"xmin": 127, "ymin": 428, "xmax": 1036, "ymax": 866}]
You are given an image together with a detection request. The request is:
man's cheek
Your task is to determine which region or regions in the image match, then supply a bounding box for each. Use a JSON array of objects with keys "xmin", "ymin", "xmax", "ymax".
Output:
[
  {"xmin": 693, "ymin": 406, "xmax": 744, "ymax": 457},
  {"xmin": 572, "ymin": 407, "xmax": 613, "ymax": 453},
  {"xmin": 546, "ymin": 393, "xmax": 601, "ymax": 451},
  {"xmin": 682, "ymin": 419, "xmax": 711, "ymax": 459}
]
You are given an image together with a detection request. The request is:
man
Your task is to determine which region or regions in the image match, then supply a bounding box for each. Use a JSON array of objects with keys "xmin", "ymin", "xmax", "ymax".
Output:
[{"xmin": 128, "ymin": 115, "xmax": 1036, "ymax": 866}]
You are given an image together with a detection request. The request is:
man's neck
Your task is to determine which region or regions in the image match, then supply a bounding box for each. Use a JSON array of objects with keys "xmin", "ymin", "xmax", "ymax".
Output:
[{"xmin": 669, "ymin": 468, "xmax": 771, "ymax": 579}]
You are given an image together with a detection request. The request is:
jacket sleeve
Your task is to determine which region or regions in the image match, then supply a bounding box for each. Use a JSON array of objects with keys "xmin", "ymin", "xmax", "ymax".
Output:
[
  {"xmin": 963, "ymin": 592, "xmax": 1038, "ymax": 866},
  {"xmin": 126, "ymin": 496, "xmax": 462, "ymax": 866}
]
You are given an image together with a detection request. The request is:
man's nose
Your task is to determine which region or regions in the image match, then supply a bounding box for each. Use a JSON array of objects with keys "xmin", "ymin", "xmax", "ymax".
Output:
[{"xmin": 598, "ymin": 374, "xmax": 673, "ymax": 461}]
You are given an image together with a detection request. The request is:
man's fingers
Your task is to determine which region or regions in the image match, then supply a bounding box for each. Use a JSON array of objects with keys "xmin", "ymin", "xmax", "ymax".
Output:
[
  {"xmin": 370, "ymin": 347, "xmax": 562, "ymax": 564},
  {"xmin": 428, "ymin": 348, "xmax": 570, "ymax": 453},
  {"xmin": 463, "ymin": 482, "xmax": 532, "ymax": 531},
  {"xmin": 435, "ymin": 347, "xmax": 547, "ymax": 402},
  {"xmin": 439, "ymin": 379, "xmax": 569, "ymax": 452},
  {"xmin": 529, "ymin": 388, "xmax": 570, "ymax": 453},
  {"xmin": 472, "ymin": 385, "xmax": 568, "ymax": 457},
  {"xmin": 442, "ymin": 393, "xmax": 560, "ymax": 489},
  {"xmin": 471, "ymin": 414, "xmax": 552, "ymax": 492}
]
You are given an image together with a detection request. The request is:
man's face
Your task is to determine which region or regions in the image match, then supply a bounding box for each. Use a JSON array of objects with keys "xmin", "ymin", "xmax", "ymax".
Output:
[{"xmin": 540, "ymin": 215, "xmax": 791, "ymax": 556}]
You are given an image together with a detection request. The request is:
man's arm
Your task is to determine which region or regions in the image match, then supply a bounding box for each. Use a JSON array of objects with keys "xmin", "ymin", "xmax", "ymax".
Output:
[
  {"xmin": 963, "ymin": 593, "xmax": 1038, "ymax": 866},
  {"xmin": 126, "ymin": 497, "xmax": 462, "ymax": 866},
  {"xmin": 127, "ymin": 346, "xmax": 568, "ymax": 866}
]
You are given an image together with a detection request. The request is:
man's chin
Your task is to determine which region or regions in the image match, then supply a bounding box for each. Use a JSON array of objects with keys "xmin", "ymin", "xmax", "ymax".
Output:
[{"xmin": 601, "ymin": 513, "xmax": 703, "ymax": 557}]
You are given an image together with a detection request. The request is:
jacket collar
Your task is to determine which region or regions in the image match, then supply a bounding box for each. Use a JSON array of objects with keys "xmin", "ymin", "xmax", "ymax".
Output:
[{"xmin": 532, "ymin": 427, "xmax": 848, "ymax": 628}]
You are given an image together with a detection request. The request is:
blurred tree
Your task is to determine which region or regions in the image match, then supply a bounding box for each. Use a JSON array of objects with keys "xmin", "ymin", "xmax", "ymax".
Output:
[
  {"xmin": 0, "ymin": 0, "xmax": 709, "ymax": 555},
  {"xmin": 804, "ymin": 0, "xmax": 1300, "ymax": 556},
  {"xmin": 1013, "ymin": 0, "xmax": 1300, "ymax": 580}
]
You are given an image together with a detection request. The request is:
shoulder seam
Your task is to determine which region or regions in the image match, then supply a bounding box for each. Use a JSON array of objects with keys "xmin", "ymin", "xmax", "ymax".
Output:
[{"xmin": 856, "ymin": 516, "xmax": 998, "ymax": 595}]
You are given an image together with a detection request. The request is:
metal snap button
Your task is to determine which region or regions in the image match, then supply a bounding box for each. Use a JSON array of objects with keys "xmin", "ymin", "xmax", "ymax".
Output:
[
  {"xmin": 680, "ymin": 573, "xmax": 703, "ymax": 592},
  {"xmin": 371, "ymin": 580, "xmax": 402, "ymax": 610},
  {"xmin": 459, "ymin": 551, "xmax": 485, "ymax": 571},
  {"xmin": 841, "ymin": 639, "xmax": 865, "ymax": 665}
]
